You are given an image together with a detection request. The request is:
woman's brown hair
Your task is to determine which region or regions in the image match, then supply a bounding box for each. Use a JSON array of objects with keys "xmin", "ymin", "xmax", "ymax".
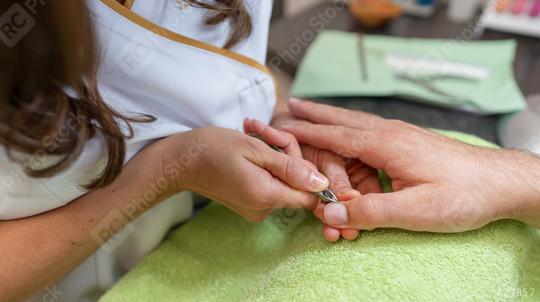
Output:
[
  {"xmin": 0, "ymin": 0, "xmax": 252, "ymax": 190},
  {"xmin": 0, "ymin": 0, "xmax": 153, "ymax": 190},
  {"xmin": 186, "ymin": 0, "xmax": 253, "ymax": 49}
]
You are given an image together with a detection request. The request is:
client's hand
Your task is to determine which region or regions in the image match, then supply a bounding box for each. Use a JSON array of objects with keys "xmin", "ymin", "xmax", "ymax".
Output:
[
  {"xmin": 244, "ymin": 118, "xmax": 361, "ymax": 241},
  {"xmin": 280, "ymin": 100, "xmax": 540, "ymax": 232}
]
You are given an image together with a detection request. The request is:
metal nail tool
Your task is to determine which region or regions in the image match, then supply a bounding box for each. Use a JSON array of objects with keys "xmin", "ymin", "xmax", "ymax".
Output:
[
  {"xmin": 358, "ymin": 33, "xmax": 369, "ymax": 82},
  {"xmin": 247, "ymin": 132, "xmax": 339, "ymax": 203}
]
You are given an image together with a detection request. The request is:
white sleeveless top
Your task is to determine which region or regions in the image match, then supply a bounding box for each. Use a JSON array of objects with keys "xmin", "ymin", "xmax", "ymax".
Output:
[{"xmin": 0, "ymin": 0, "xmax": 275, "ymax": 300}]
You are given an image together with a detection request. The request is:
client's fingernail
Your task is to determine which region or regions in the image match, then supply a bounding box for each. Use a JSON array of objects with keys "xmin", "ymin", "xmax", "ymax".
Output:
[
  {"xmin": 309, "ymin": 172, "xmax": 329, "ymax": 191},
  {"xmin": 325, "ymin": 203, "xmax": 348, "ymax": 226},
  {"xmin": 338, "ymin": 189, "xmax": 361, "ymax": 200},
  {"xmin": 289, "ymin": 98, "xmax": 301, "ymax": 103}
]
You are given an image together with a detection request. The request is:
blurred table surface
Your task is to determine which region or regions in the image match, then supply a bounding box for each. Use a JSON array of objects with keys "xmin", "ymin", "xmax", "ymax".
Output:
[{"xmin": 269, "ymin": 2, "xmax": 540, "ymax": 144}]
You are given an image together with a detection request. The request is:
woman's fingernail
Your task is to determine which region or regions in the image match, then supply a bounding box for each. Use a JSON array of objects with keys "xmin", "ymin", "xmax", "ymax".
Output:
[
  {"xmin": 325, "ymin": 203, "xmax": 348, "ymax": 226},
  {"xmin": 309, "ymin": 172, "xmax": 329, "ymax": 191},
  {"xmin": 289, "ymin": 98, "xmax": 301, "ymax": 103}
]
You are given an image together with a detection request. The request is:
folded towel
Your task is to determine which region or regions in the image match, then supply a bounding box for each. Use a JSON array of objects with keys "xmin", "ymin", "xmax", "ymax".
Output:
[
  {"xmin": 291, "ymin": 31, "xmax": 527, "ymax": 114},
  {"xmin": 100, "ymin": 131, "xmax": 540, "ymax": 302}
]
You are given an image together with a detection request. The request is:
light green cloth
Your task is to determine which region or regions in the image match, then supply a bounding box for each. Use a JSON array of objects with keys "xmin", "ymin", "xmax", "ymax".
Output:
[
  {"xmin": 291, "ymin": 31, "xmax": 527, "ymax": 114},
  {"xmin": 101, "ymin": 131, "xmax": 540, "ymax": 302}
]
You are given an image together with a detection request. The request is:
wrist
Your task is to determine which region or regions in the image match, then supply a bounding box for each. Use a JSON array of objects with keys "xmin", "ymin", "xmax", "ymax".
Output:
[
  {"xmin": 94, "ymin": 139, "xmax": 184, "ymax": 216},
  {"xmin": 155, "ymin": 128, "xmax": 210, "ymax": 194},
  {"xmin": 493, "ymin": 150, "xmax": 540, "ymax": 226}
]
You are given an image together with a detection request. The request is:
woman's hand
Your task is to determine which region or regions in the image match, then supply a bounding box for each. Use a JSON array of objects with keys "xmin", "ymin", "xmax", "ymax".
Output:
[
  {"xmin": 280, "ymin": 100, "xmax": 540, "ymax": 232},
  {"xmin": 244, "ymin": 118, "xmax": 362, "ymax": 241},
  {"xmin": 160, "ymin": 127, "xmax": 329, "ymax": 222},
  {"xmin": 0, "ymin": 126, "xmax": 330, "ymax": 301}
]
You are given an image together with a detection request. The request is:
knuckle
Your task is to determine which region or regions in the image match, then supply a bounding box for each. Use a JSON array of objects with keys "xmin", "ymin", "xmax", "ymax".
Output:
[
  {"xmin": 284, "ymin": 157, "xmax": 308, "ymax": 182},
  {"xmin": 242, "ymin": 180, "xmax": 272, "ymax": 210},
  {"xmin": 244, "ymin": 137, "xmax": 264, "ymax": 159},
  {"xmin": 363, "ymin": 114, "xmax": 384, "ymax": 130},
  {"xmin": 301, "ymin": 194, "xmax": 319, "ymax": 209},
  {"xmin": 335, "ymin": 125, "xmax": 351, "ymax": 137},
  {"xmin": 284, "ymin": 157, "xmax": 296, "ymax": 179},
  {"xmin": 245, "ymin": 136, "xmax": 265, "ymax": 153},
  {"xmin": 385, "ymin": 120, "xmax": 423, "ymax": 141},
  {"xmin": 348, "ymin": 131, "xmax": 374, "ymax": 156},
  {"xmin": 333, "ymin": 178, "xmax": 351, "ymax": 190},
  {"xmin": 386, "ymin": 119, "xmax": 420, "ymax": 132},
  {"xmin": 387, "ymin": 119, "xmax": 409, "ymax": 129},
  {"xmin": 350, "ymin": 197, "xmax": 377, "ymax": 229},
  {"xmin": 283, "ymin": 131, "xmax": 297, "ymax": 141},
  {"xmin": 249, "ymin": 190, "xmax": 272, "ymax": 210},
  {"xmin": 335, "ymin": 106, "xmax": 351, "ymax": 118},
  {"xmin": 382, "ymin": 128, "xmax": 413, "ymax": 146}
]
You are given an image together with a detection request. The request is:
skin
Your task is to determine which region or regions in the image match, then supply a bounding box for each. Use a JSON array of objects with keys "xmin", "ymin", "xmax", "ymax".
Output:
[
  {"xmin": 277, "ymin": 100, "xmax": 540, "ymax": 233},
  {"xmin": 0, "ymin": 1, "xmax": 360, "ymax": 299},
  {"xmin": 0, "ymin": 120, "xmax": 329, "ymax": 300},
  {"xmin": 256, "ymin": 99, "xmax": 362, "ymax": 241},
  {"xmin": 245, "ymin": 117, "xmax": 361, "ymax": 242}
]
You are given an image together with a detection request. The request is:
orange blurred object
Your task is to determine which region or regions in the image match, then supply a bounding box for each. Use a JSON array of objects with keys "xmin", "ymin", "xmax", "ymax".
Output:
[
  {"xmin": 349, "ymin": 0, "xmax": 403, "ymax": 28},
  {"xmin": 495, "ymin": 0, "xmax": 509, "ymax": 13}
]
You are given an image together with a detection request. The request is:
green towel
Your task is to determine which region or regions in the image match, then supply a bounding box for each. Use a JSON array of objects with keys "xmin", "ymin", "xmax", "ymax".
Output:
[
  {"xmin": 291, "ymin": 31, "xmax": 527, "ymax": 114},
  {"xmin": 101, "ymin": 131, "xmax": 540, "ymax": 302}
]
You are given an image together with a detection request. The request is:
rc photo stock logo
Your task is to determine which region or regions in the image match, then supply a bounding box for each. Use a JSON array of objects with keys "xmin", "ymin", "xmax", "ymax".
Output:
[
  {"xmin": 91, "ymin": 210, "xmax": 136, "ymax": 254},
  {"xmin": 0, "ymin": 1, "xmax": 44, "ymax": 48}
]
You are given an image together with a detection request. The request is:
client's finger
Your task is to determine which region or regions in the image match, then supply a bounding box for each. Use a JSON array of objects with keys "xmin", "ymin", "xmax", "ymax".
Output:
[
  {"xmin": 249, "ymin": 119, "xmax": 303, "ymax": 159},
  {"xmin": 288, "ymin": 99, "xmax": 386, "ymax": 131},
  {"xmin": 316, "ymin": 206, "xmax": 360, "ymax": 241},
  {"xmin": 323, "ymin": 224, "xmax": 341, "ymax": 242},
  {"xmin": 349, "ymin": 165, "xmax": 382, "ymax": 194},
  {"xmin": 243, "ymin": 118, "xmax": 252, "ymax": 134},
  {"xmin": 341, "ymin": 228, "xmax": 360, "ymax": 241},
  {"xmin": 281, "ymin": 123, "xmax": 387, "ymax": 169},
  {"xmin": 314, "ymin": 184, "xmax": 361, "ymax": 242},
  {"xmin": 302, "ymin": 146, "xmax": 358, "ymax": 197}
]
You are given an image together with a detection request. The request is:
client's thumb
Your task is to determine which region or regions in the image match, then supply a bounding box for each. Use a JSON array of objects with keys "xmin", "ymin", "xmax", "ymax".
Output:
[{"xmin": 324, "ymin": 190, "xmax": 419, "ymax": 230}]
